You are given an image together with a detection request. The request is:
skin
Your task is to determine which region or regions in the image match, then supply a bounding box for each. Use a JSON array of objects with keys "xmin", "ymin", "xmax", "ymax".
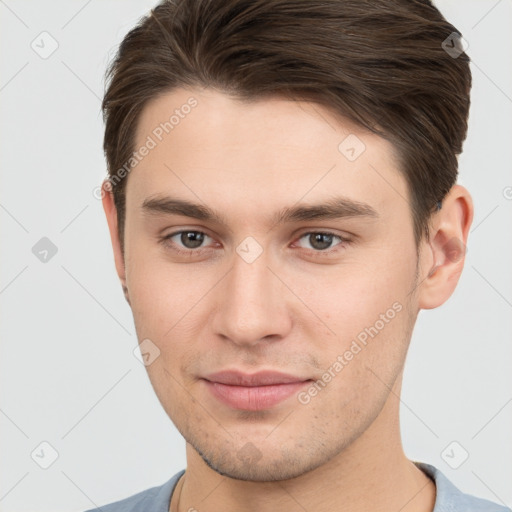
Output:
[{"xmin": 102, "ymin": 87, "xmax": 473, "ymax": 512}]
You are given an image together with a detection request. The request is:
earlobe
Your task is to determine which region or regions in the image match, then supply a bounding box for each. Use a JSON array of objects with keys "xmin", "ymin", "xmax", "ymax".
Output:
[
  {"xmin": 417, "ymin": 184, "xmax": 474, "ymax": 310},
  {"xmin": 101, "ymin": 179, "xmax": 129, "ymax": 303},
  {"xmin": 122, "ymin": 283, "xmax": 131, "ymax": 306}
]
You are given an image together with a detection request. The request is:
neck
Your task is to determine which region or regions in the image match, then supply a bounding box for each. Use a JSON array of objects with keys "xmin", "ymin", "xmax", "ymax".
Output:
[{"xmin": 171, "ymin": 372, "xmax": 436, "ymax": 512}]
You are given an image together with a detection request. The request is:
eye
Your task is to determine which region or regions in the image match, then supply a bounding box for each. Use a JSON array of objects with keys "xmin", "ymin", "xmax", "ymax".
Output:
[
  {"xmin": 295, "ymin": 231, "xmax": 346, "ymax": 252},
  {"xmin": 159, "ymin": 229, "xmax": 349, "ymax": 257},
  {"xmin": 161, "ymin": 230, "xmax": 214, "ymax": 253}
]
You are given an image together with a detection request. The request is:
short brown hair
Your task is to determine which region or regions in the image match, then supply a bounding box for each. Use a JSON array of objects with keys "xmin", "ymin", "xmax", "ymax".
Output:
[{"xmin": 102, "ymin": 0, "xmax": 471, "ymax": 250}]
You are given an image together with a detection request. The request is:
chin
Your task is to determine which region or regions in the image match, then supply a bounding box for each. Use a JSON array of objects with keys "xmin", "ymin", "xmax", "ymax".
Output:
[{"xmin": 192, "ymin": 439, "xmax": 333, "ymax": 482}]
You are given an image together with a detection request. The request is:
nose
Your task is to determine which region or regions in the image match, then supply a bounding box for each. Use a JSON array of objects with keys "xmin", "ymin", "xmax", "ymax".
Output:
[{"xmin": 211, "ymin": 246, "xmax": 293, "ymax": 347}]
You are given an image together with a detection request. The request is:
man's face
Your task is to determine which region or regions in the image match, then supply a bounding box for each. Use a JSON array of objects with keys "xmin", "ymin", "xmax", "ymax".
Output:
[{"xmin": 120, "ymin": 87, "xmax": 424, "ymax": 481}]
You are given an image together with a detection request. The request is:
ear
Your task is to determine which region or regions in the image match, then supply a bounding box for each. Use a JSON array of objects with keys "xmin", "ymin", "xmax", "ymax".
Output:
[
  {"xmin": 417, "ymin": 184, "xmax": 474, "ymax": 310},
  {"xmin": 101, "ymin": 179, "xmax": 130, "ymax": 306}
]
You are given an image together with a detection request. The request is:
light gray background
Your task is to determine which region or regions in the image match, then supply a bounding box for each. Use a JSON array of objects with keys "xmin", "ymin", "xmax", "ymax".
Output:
[{"xmin": 0, "ymin": 1, "xmax": 511, "ymax": 511}]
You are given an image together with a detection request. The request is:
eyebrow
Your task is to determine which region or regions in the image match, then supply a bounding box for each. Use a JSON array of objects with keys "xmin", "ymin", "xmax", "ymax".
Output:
[{"xmin": 141, "ymin": 194, "xmax": 379, "ymax": 227}]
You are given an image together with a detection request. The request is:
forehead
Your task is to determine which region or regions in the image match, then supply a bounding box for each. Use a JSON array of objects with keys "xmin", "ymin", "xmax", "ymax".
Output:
[
  {"xmin": 127, "ymin": 87, "xmax": 409, "ymax": 224},
  {"xmin": 135, "ymin": 87, "xmax": 390, "ymax": 155}
]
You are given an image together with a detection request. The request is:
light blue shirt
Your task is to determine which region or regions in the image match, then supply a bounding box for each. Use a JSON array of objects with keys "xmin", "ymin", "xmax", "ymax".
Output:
[{"xmin": 84, "ymin": 462, "xmax": 510, "ymax": 511}]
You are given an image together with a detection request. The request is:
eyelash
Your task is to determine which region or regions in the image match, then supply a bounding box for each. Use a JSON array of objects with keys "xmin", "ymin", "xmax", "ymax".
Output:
[{"xmin": 159, "ymin": 230, "xmax": 350, "ymax": 258}]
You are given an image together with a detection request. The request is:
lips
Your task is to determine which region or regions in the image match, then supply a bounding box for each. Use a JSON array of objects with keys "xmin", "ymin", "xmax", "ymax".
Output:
[{"xmin": 201, "ymin": 370, "xmax": 312, "ymax": 410}]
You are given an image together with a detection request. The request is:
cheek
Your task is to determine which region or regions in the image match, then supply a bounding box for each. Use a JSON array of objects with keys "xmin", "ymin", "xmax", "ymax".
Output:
[
  {"xmin": 289, "ymin": 250, "xmax": 415, "ymax": 333},
  {"xmin": 125, "ymin": 247, "xmax": 217, "ymax": 395},
  {"xmin": 125, "ymin": 241, "xmax": 207, "ymax": 335},
  {"xmin": 286, "ymin": 248, "xmax": 417, "ymax": 382}
]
